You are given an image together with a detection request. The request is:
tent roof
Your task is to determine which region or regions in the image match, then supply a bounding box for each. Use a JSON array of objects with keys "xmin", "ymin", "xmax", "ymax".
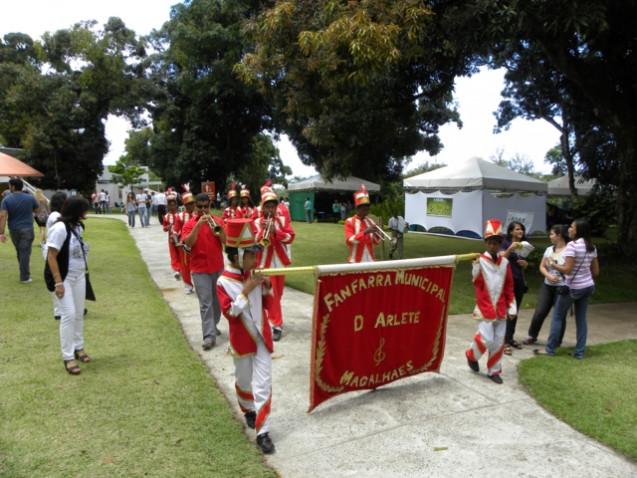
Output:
[
  {"xmin": 403, "ymin": 157, "xmax": 547, "ymax": 193},
  {"xmin": 0, "ymin": 152, "xmax": 43, "ymax": 177},
  {"xmin": 288, "ymin": 175, "xmax": 380, "ymax": 192},
  {"xmin": 547, "ymin": 175, "xmax": 595, "ymax": 196}
]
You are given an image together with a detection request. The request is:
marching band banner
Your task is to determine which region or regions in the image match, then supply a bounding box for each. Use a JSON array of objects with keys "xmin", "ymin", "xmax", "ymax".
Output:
[{"xmin": 309, "ymin": 256, "xmax": 457, "ymax": 412}]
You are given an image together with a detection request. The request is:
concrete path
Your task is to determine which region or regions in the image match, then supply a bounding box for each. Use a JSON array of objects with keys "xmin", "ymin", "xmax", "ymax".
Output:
[{"xmin": 97, "ymin": 215, "xmax": 637, "ymax": 477}]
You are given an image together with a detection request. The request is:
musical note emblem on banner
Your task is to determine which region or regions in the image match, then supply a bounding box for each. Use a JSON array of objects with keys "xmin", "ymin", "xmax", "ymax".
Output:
[{"xmin": 373, "ymin": 337, "xmax": 386, "ymax": 366}]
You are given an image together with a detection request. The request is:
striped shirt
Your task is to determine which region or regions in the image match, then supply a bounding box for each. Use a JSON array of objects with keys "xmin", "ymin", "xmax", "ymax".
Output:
[{"xmin": 563, "ymin": 238, "xmax": 597, "ymax": 290}]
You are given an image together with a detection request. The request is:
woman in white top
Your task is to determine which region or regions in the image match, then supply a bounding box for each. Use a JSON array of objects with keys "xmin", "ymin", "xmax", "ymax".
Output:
[
  {"xmin": 43, "ymin": 191, "xmax": 68, "ymax": 321},
  {"xmin": 523, "ymin": 224, "xmax": 569, "ymax": 345},
  {"xmin": 45, "ymin": 197, "xmax": 91, "ymax": 375}
]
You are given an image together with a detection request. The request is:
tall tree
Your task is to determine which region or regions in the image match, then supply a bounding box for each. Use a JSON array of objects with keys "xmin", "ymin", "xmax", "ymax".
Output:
[{"xmin": 145, "ymin": 0, "xmax": 273, "ymax": 191}]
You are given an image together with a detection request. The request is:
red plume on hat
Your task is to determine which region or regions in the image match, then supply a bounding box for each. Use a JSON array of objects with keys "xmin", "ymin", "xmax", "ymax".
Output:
[
  {"xmin": 353, "ymin": 184, "xmax": 370, "ymax": 207},
  {"xmin": 181, "ymin": 183, "xmax": 190, "ymax": 193}
]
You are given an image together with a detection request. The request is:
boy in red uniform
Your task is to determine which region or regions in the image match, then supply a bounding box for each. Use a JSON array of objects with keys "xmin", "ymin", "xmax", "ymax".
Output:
[
  {"xmin": 177, "ymin": 192, "xmax": 196, "ymax": 294},
  {"xmin": 465, "ymin": 219, "xmax": 517, "ymax": 384},
  {"xmin": 162, "ymin": 193, "xmax": 182, "ymax": 280},
  {"xmin": 344, "ymin": 185, "xmax": 381, "ymax": 263},
  {"xmin": 217, "ymin": 218, "xmax": 276, "ymax": 454},
  {"xmin": 222, "ymin": 183, "xmax": 243, "ymax": 221}
]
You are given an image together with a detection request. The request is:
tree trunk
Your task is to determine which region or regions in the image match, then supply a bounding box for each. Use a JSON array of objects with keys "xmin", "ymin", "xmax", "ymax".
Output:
[
  {"xmin": 560, "ymin": 126, "xmax": 577, "ymax": 198},
  {"xmin": 616, "ymin": 129, "xmax": 637, "ymax": 257}
]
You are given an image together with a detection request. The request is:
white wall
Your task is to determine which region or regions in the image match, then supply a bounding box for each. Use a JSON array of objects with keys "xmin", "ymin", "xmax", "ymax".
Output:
[{"xmin": 482, "ymin": 192, "xmax": 546, "ymax": 235}]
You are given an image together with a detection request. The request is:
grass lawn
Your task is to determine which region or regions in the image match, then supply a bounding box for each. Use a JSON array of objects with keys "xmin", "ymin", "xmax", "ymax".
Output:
[
  {"xmin": 284, "ymin": 222, "xmax": 637, "ymax": 314},
  {"xmin": 0, "ymin": 218, "xmax": 275, "ymax": 478},
  {"xmin": 519, "ymin": 340, "xmax": 637, "ymax": 461}
]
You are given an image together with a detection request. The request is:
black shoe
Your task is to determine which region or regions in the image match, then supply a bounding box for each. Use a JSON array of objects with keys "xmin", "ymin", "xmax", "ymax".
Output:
[
  {"xmin": 54, "ymin": 315, "xmax": 61, "ymax": 321},
  {"xmin": 84, "ymin": 308, "xmax": 87, "ymax": 316},
  {"xmin": 488, "ymin": 374, "xmax": 503, "ymax": 384},
  {"xmin": 256, "ymin": 432, "xmax": 275, "ymax": 454},
  {"xmin": 244, "ymin": 411, "xmax": 256, "ymax": 429},
  {"xmin": 466, "ymin": 354, "xmax": 479, "ymax": 373},
  {"xmin": 272, "ymin": 327, "xmax": 282, "ymax": 342},
  {"xmin": 202, "ymin": 336, "xmax": 216, "ymax": 350}
]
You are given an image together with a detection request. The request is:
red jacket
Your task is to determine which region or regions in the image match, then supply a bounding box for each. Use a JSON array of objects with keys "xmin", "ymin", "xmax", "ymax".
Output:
[
  {"xmin": 345, "ymin": 215, "xmax": 381, "ymax": 263},
  {"xmin": 472, "ymin": 252, "xmax": 517, "ymax": 321}
]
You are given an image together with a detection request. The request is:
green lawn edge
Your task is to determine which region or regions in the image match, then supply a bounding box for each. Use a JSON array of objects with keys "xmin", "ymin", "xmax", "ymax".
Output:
[
  {"xmin": 518, "ymin": 340, "xmax": 637, "ymax": 462},
  {"xmin": 0, "ymin": 218, "xmax": 276, "ymax": 478}
]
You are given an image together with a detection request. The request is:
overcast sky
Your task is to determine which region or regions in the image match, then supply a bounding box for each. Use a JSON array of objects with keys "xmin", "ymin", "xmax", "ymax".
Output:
[{"xmin": 1, "ymin": 0, "xmax": 559, "ymax": 178}]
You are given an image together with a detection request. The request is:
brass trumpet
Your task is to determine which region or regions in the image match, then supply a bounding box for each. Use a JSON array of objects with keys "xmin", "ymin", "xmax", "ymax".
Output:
[
  {"xmin": 205, "ymin": 215, "xmax": 222, "ymax": 236},
  {"xmin": 259, "ymin": 217, "xmax": 274, "ymax": 247},
  {"xmin": 366, "ymin": 217, "xmax": 392, "ymax": 241}
]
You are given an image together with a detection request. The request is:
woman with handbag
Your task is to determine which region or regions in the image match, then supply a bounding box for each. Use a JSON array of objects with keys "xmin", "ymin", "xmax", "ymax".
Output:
[
  {"xmin": 536, "ymin": 218, "xmax": 600, "ymax": 359},
  {"xmin": 522, "ymin": 224, "xmax": 570, "ymax": 345},
  {"xmin": 45, "ymin": 196, "xmax": 92, "ymax": 375},
  {"xmin": 126, "ymin": 192, "xmax": 137, "ymax": 227}
]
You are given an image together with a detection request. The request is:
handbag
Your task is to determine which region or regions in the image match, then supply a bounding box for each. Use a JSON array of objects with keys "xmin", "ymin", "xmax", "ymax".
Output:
[
  {"xmin": 562, "ymin": 252, "xmax": 588, "ymax": 300},
  {"xmin": 71, "ymin": 229, "xmax": 96, "ymax": 302}
]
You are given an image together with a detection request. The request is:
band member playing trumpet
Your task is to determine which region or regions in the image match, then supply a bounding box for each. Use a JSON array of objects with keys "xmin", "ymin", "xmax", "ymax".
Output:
[
  {"xmin": 223, "ymin": 182, "xmax": 243, "ymax": 222},
  {"xmin": 255, "ymin": 188, "xmax": 295, "ymax": 341},
  {"xmin": 345, "ymin": 185, "xmax": 382, "ymax": 263},
  {"xmin": 162, "ymin": 193, "xmax": 182, "ymax": 280},
  {"xmin": 182, "ymin": 193, "xmax": 227, "ymax": 350}
]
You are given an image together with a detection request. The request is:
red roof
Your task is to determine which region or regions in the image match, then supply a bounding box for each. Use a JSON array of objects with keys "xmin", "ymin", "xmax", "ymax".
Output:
[{"xmin": 0, "ymin": 152, "xmax": 43, "ymax": 177}]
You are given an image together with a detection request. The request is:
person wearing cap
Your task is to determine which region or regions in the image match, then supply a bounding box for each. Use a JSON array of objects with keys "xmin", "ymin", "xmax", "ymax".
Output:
[
  {"xmin": 239, "ymin": 186, "xmax": 255, "ymax": 218},
  {"xmin": 255, "ymin": 187, "xmax": 295, "ymax": 341},
  {"xmin": 344, "ymin": 185, "xmax": 381, "ymax": 263},
  {"xmin": 182, "ymin": 193, "xmax": 226, "ymax": 350},
  {"xmin": 177, "ymin": 192, "xmax": 196, "ymax": 294},
  {"xmin": 465, "ymin": 219, "xmax": 517, "ymax": 384},
  {"xmin": 162, "ymin": 193, "xmax": 182, "ymax": 280},
  {"xmin": 217, "ymin": 218, "xmax": 276, "ymax": 454},
  {"xmin": 222, "ymin": 183, "xmax": 243, "ymax": 222}
]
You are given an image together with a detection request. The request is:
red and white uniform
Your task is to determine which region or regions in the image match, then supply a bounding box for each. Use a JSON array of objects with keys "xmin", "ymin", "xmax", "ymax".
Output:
[
  {"xmin": 255, "ymin": 212, "xmax": 295, "ymax": 328},
  {"xmin": 466, "ymin": 253, "xmax": 517, "ymax": 376},
  {"xmin": 217, "ymin": 266, "xmax": 273, "ymax": 434},
  {"xmin": 345, "ymin": 215, "xmax": 381, "ymax": 263},
  {"xmin": 162, "ymin": 212, "xmax": 181, "ymax": 274},
  {"xmin": 176, "ymin": 210, "xmax": 194, "ymax": 287},
  {"xmin": 222, "ymin": 206, "xmax": 243, "ymax": 222},
  {"xmin": 240, "ymin": 205, "xmax": 254, "ymax": 219}
]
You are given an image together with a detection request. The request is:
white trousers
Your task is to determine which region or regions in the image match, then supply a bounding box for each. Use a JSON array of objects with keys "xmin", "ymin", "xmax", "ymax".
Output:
[
  {"xmin": 233, "ymin": 337, "xmax": 272, "ymax": 435},
  {"xmin": 467, "ymin": 320, "xmax": 506, "ymax": 376},
  {"xmin": 54, "ymin": 271, "xmax": 86, "ymax": 361}
]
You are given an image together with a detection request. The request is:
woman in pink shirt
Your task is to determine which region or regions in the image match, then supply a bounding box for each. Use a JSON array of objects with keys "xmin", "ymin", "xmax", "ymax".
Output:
[{"xmin": 536, "ymin": 218, "xmax": 600, "ymax": 359}]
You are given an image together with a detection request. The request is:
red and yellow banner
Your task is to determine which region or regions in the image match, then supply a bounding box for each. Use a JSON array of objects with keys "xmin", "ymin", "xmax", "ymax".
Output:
[{"xmin": 309, "ymin": 259, "xmax": 456, "ymax": 411}]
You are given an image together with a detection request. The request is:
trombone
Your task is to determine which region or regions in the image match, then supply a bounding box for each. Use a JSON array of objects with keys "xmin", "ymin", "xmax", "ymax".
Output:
[
  {"xmin": 366, "ymin": 217, "xmax": 393, "ymax": 242},
  {"xmin": 259, "ymin": 217, "xmax": 274, "ymax": 247}
]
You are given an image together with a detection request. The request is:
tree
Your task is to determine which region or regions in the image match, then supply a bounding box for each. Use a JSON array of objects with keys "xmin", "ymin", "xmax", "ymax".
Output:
[
  {"xmin": 486, "ymin": 1, "xmax": 636, "ymax": 254},
  {"xmin": 236, "ymin": 1, "xmax": 498, "ymax": 182},
  {"xmin": 108, "ymin": 156, "xmax": 145, "ymax": 191},
  {"xmin": 145, "ymin": 0, "xmax": 273, "ymax": 191}
]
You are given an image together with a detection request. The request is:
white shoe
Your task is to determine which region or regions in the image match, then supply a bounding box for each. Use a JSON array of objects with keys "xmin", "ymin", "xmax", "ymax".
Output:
[
  {"xmin": 184, "ymin": 286, "xmax": 194, "ymax": 294},
  {"xmin": 20, "ymin": 278, "xmax": 33, "ymax": 284}
]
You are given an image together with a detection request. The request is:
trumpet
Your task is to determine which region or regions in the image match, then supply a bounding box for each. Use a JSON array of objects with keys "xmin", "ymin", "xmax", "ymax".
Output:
[
  {"xmin": 259, "ymin": 217, "xmax": 274, "ymax": 247},
  {"xmin": 366, "ymin": 217, "xmax": 393, "ymax": 241},
  {"xmin": 205, "ymin": 214, "xmax": 222, "ymax": 236}
]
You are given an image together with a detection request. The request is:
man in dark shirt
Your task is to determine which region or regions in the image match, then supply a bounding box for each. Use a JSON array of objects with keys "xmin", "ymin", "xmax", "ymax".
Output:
[{"xmin": 0, "ymin": 178, "xmax": 40, "ymax": 282}]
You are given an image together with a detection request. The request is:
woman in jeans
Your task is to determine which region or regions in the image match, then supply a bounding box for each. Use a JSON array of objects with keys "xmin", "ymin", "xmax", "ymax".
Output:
[
  {"xmin": 46, "ymin": 197, "xmax": 92, "ymax": 374},
  {"xmin": 500, "ymin": 221, "xmax": 529, "ymax": 354},
  {"xmin": 126, "ymin": 192, "xmax": 137, "ymax": 227},
  {"xmin": 523, "ymin": 224, "xmax": 570, "ymax": 345},
  {"xmin": 536, "ymin": 218, "xmax": 600, "ymax": 359}
]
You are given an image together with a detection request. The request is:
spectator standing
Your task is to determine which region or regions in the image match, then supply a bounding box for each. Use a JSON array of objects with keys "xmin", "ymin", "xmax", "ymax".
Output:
[
  {"xmin": 156, "ymin": 189, "xmax": 167, "ymax": 225},
  {"xmin": 91, "ymin": 191, "xmax": 99, "ymax": 214},
  {"xmin": 34, "ymin": 189, "xmax": 50, "ymax": 246},
  {"xmin": 145, "ymin": 190, "xmax": 153, "ymax": 224},
  {"xmin": 523, "ymin": 224, "xmax": 570, "ymax": 345},
  {"xmin": 126, "ymin": 192, "xmax": 137, "ymax": 227},
  {"xmin": 98, "ymin": 190, "xmax": 107, "ymax": 214},
  {"xmin": 304, "ymin": 197, "xmax": 313, "ymax": 223},
  {"xmin": 104, "ymin": 191, "xmax": 110, "ymax": 214},
  {"xmin": 0, "ymin": 178, "xmax": 40, "ymax": 283},
  {"xmin": 339, "ymin": 201, "xmax": 347, "ymax": 221},
  {"xmin": 44, "ymin": 191, "xmax": 68, "ymax": 321},
  {"xmin": 332, "ymin": 199, "xmax": 340, "ymax": 219},
  {"xmin": 537, "ymin": 218, "xmax": 599, "ymax": 359},
  {"xmin": 388, "ymin": 213, "xmax": 407, "ymax": 259},
  {"xmin": 45, "ymin": 196, "xmax": 92, "ymax": 375},
  {"xmin": 136, "ymin": 191, "xmax": 148, "ymax": 227},
  {"xmin": 182, "ymin": 193, "xmax": 226, "ymax": 349}
]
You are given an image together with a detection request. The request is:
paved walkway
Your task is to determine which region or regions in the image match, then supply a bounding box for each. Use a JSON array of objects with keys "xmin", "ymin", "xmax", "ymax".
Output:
[{"xmin": 98, "ymin": 215, "xmax": 637, "ymax": 477}]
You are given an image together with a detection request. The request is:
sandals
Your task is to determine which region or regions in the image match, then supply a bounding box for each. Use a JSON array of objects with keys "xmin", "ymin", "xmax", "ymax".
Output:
[
  {"xmin": 509, "ymin": 339, "xmax": 523, "ymax": 349},
  {"xmin": 503, "ymin": 344, "xmax": 513, "ymax": 355},
  {"xmin": 522, "ymin": 337, "xmax": 537, "ymax": 345},
  {"xmin": 74, "ymin": 349, "xmax": 92, "ymax": 363},
  {"xmin": 64, "ymin": 359, "xmax": 81, "ymax": 375}
]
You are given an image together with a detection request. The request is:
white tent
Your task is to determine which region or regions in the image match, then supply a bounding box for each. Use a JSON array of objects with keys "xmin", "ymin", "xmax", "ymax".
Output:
[
  {"xmin": 287, "ymin": 175, "xmax": 380, "ymax": 192},
  {"xmin": 403, "ymin": 157, "xmax": 547, "ymax": 238},
  {"xmin": 547, "ymin": 175, "xmax": 595, "ymax": 196}
]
